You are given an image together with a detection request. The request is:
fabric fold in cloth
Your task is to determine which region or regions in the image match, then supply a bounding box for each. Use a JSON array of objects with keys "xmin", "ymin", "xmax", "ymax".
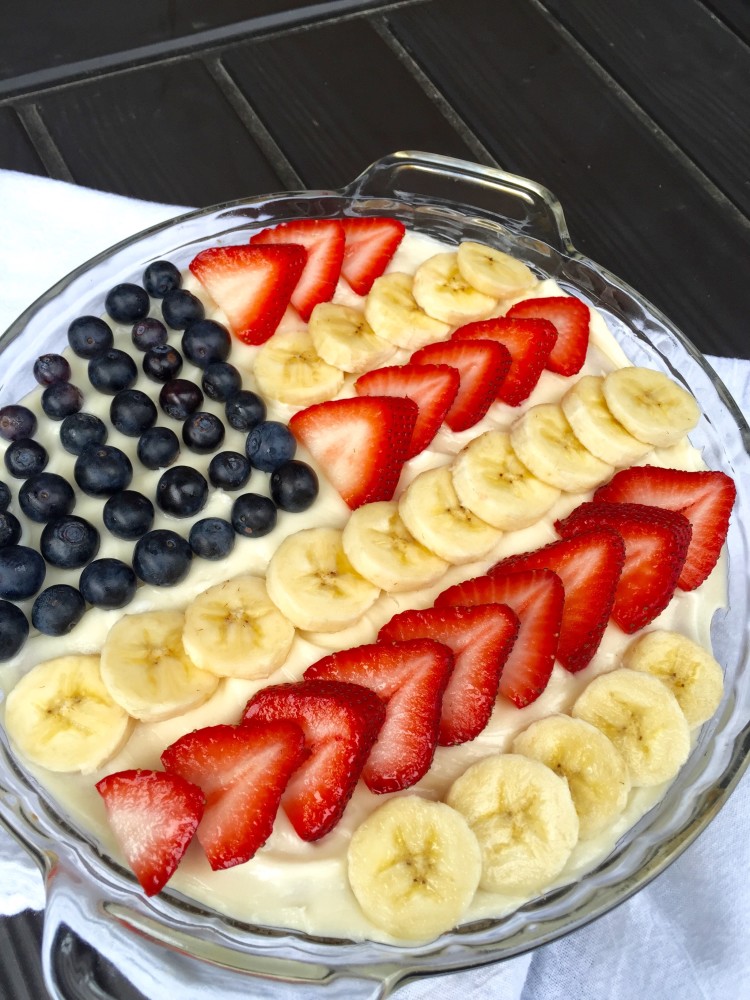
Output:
[{"xmin": 0, "ymin": 168, "xmax": 748, "ymax": 999}]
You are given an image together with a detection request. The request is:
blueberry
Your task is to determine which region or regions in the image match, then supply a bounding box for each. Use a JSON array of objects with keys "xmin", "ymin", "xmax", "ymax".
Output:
[
  {"xmin": 133, "ymin": 529, "xmax": 192, "ymax": 586},
  {"xmin": 0, "ymin": 404, "xmax": 37, "ymax": 442},
  {"xmin": 159, "ymin": 379, "xmax": 203, "ymax": 421},
  {"xmin": 105, "ymin": 283, "xmax": 150, "ymax": 323},
  {"xmin": 143, "ymin": 344, "xmax": 183, "ymax": 383},
  {"xmin": 4, "ymin": 438, "xmax": 48, "ymax": 479},
  {"xmin": 60, "ymin": 412, "xmax": 108, "ymax": 455},
  {"xmin": 189, "ymin": 517, "xmax": 235, "ymax": 560},
  {"xmin": 132, "ymin": 316, "xmax": 168, "ymax": 352},
  {"xmin": 74, "ymin": 444, "xmax": 132, "ymax": 497},
  {"xmin": 208, "ymin": 451, "xmax": 251, "ymax": 491},
  {"xmin": 40, "ymin": 515, "xmax": 100, "ymax": 568},
  {"xmin": 246, "ymin": 420, "xmax": 296, "ymax": 473},
  {"xmin": 162, "ymin": 288, "xmax": 205, "ymax": 330},
  {"xmin": 231, "ymin": 493, "xmax": 277, "ymax": 538},
  {"xmin": 0, "ymin": 545, "xmax": 46, "ymax": 600},
  {"xmin": 110, "ymin": 389, "xmax": 157, "ymax": 436},
  {"xmin": 0, "ymin": 511, "xmax": 21, "ymax": 548},
  {"xmin": 79, "ymin": 558, "xmax": 136, "ymax": 610},
  {"xmin": 103, "ymin": 490, "xmax": 154, "ymax": 540},
  {"xmin": 68, "ymin": 316, "xmax": 114, "ymax": 358},
  {"xmin": 181, "ymin": 319, "xmax": 231, "ymax": 369},
  {"xmin": 137, "ymin": 425, "xmax": 180, "ymax": 470},
  {"xmin": 182, "ymin": 411, "xmax": 225, "ymax": 454},
  {"xmin": 0, "ymin": 482, "xmax": 10, "ymax": 510},
  {"xmin": 202, "ymin": 361, "xmax": 242, "ymax": 402},
  {"xmin": 156, "ymin": 466, "xmax": 208, "ymax": 518},
  {"xmin": 41, "ymin": 381, "xmax": 84, "ymax": 420},
  {"xmin": 143, "ymin": 260, "xmax": 181, "ymax": 298},
  {"xmin": 0, "ymin": 600, "xmax": 29, "ymax": 660},
  {"xmin": 18, "ymin": 473, "xmax": 76, "ymax": 523},
  {"xmin": 225, "ymin": 390, "xmax": 266, "ymax": 431},
  {"xmin": 33, "ymin": 353, "xmax": 71, "ymax": 386},
  {"xmin": 32, "ymin": 584, "xmax": 86, "ymax": 636},
  {"xmin": 88, "ymin": 348, "xmax": 138, "ymax": 395},
  {"xmin": 270, "ymin": 460, "xmax": 319, "ymax": 513}
]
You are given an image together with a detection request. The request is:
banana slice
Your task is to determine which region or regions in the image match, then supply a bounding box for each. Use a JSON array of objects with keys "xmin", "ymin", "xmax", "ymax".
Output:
[
  {"xmin": 412, "ymin": 252, "xmax": 497, "ymax": 325},
  {"xmin": 253, "ymin": 329, "xmax": 344, "ymax": 405},
  {"xmin": 446, "ymin": 754, "xmax": 579, "ymax": 895},
  {"xmin": 341, "ymin": 500, "xmax": 449, "ymax": 593},
  {"xmin": 4, "ymin": 655, "xmax": 132, "ymax": 774},
  {"xmin": 512, "ymin": 715, "xmax": 631, "ymax": 839},
  {"xmin": 510, "ymin": 403, "xmax": 614, "ymax": 493},
  {"xmin": 364, "ymin": 272, "xmax": 451, "ymax": 349},
  {"xmin": 602, "ymin": 367, "xmax": 701, "ymax": 448},
  {"xmin": 265, "ymin": 526, "xmax": 381, "ymax": 632},
  {"xmin": 456, "ymin": 241, "xmax": 537, "ymax": 298},
  {"xmin": 182, "ymin": 575, "xmax": 295, "ymax": 680},
  {"xmin": 398, "ymin": 465, "xmax": 502, "ymax": 565},
  {"xmin": 560, "ymin": 375, "xmax": 652, "ymax": 467},
  {"xmin": 100, "ymin": 611, "xmax": 220, "ymax": 723},
  {"xmin": 347, "ymin": 796, "xmax": 482, "ymax": 942},
  {"xmin": 572, "ymin": 668, "xmax": 690, "ymax": 786},
  {"xmin": 621, "ymin": 630, "xmax": 724, "ymax": 728},
  {"xmin": 308, "ymin": 302, "xmax": 396, "ymax": 374},
  {"xmin": 451, "ymin": 429, "xmax": 561, "ymax": 531}
]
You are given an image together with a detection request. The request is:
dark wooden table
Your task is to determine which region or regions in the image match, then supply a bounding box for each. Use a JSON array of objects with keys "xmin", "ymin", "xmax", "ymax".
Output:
[{"xmin": 1, "ymin": 0, "xmax": 749, "ymax": 996}]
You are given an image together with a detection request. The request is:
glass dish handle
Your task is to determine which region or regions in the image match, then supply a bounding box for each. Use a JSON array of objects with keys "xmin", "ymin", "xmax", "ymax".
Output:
[{"xmin": 344, "ymin": 150, "xmax": 573, "ymax": 252}]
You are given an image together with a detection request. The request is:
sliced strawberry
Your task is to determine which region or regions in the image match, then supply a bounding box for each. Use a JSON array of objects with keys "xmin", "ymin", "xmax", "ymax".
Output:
[
  {"xmin": 490, "ymin": 529, "xmax": 625, "ymax": 672},
  {"xmin": 378, "ymin": 604, "xmax": 518, "ymax": 746},
  {"xmin": 160, "ymin": 720, "xmax": 306, "ymax": 871},
  {"xmin": 354, "ymin": 363, "xmax": 460, "ymax": 457},
  {"xmin": 95, "ymin": 768, "xmax": 204, "ymax": 895},
  {"xmin": 249, "ymin": 219, "xmax": 345, "ymax": 321},
  {"xmin": 506, "ymin": 296, "xmax": 590, "ymax": 376},
  {"xmin": 189, "ymin": 244, "xmax": 306, "ymax": 345},
  {"xmin": 241, "ymin": 679, "xmax": 385, "ymax": 841},
  {"xmin": 451, "ymin": 316, "xmax": 557, "ymax": 406},
  {"xmin": 409, "ymin": 340, "xmax": 511, "ymax": 432},
  {"xmin": 435, "ymin": 568, "xmax": 564, "ymax": 707},
  {"xmin": 556, "ymin": 501, "xmax": 692, "ymax": 633},
  {"xmin": 303, "ymin": 638, "xmax": 453, "ymax": 793},
  {"xmin": 289, "ymin": 395, "xmax": 417, "ymax": 509},
  {"xmin": 340, "ymin": 216, "xmax": 406, "ymax": 295},
  {"xmin": 594, "ymin": 466, "xmax": 736, "ymax": 591}
]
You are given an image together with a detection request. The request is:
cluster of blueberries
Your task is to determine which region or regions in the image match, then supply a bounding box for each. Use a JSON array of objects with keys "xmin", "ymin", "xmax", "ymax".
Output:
[{"xmin": 0, "ymin": 260, "xmax": 319, "ymax": 657}]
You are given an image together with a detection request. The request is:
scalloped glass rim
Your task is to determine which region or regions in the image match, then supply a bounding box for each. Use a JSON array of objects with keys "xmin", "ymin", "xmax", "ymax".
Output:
[{"xmin": 1, "ymin": 152, "xmax": 749, "ymax": 995}]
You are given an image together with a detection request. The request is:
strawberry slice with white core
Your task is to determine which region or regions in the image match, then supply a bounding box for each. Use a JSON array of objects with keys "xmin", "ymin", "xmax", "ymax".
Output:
[
  {"xmin": 409, "ymin": 339, "xmax": 511, "ymax": 432},
  {"xmin": 354, "ymin": 363, "xmax": 460, "ymax": 457},
  {"xmin": 303, "ymin": 638, "xmax": 453, "ymax": 793},
  {"xmin": 435, "ymin": 568, "xmax": 564, "ymax": 708},
  {"xmin": 250, "ymin": 219, "xmax": 345, "ymax": 321},
  {"xmin": 161, "ymin": 720, "xmax": 306, "ymax": 871},
  {"xmin": 341, "ymin": 217, "xmax": 406, "ymax": 295},
  {"xmin": 289, "ymin": 395, "xmax": 417, "ymax": 509},
  {"xmin": 241, "ymin": 679, "xmax": 386, "ymax": 841},
  {"xmin": 189, "ymin": 243, "xmax": 306, "ymax": 345},
  {"xmin": 95, "ymin": 768, "xmax": 204, "ymax": 896},
  {"xmin": 378, "ymin": 604, "xmax": 519, "ymax": 746},
  {"xmin": 490, "ymin": 528, "xmax": 625, "ymax": 673},
  {"xmin": 506, "ymin": 295, "xmax": 590, "ymax": 377},
  {"xmin": 594, "ymin": 466, "xmax": 736, "ymax": 591},
  {"xmin": 452, "ymin": 316, "xmax": 557, "ymax": 406}
]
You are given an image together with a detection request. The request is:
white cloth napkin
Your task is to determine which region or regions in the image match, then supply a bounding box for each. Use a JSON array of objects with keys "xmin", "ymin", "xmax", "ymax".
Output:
[{"xmin": 0, "ymin": 169, "xmax": 749, "ymax": 999}]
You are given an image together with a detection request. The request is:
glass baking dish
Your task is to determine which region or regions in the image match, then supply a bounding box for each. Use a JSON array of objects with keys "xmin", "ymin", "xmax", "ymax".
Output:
[{"xmin": 0, "ymin": 151, "xmax": 749, "ymax": 1000}]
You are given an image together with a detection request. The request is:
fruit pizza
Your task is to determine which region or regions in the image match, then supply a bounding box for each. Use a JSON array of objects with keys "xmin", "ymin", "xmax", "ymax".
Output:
[{"xmin": 0, "ymin": 216, "xmax": 736, "ymax": 944}]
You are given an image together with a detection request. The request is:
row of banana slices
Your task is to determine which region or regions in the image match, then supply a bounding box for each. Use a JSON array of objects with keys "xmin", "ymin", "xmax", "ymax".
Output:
[{"xmin": 347, "ymin": 630, "xmax": 724, "ymax": 941}]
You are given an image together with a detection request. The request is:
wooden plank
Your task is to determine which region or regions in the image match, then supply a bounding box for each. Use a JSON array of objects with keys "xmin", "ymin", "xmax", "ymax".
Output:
[
  {"xmin": 34, "ymin": 61, "xmax": 282, "ymax": 206},
  {"xmin": 0, "ymin": 108, "xmax": 47, "ymax": 175},
  {"xmin": 706, "ymin": 0, "xmax": 750, "ymax": 45},
  {"xmin": 542, "ymin": 0, "xmax": 750, "ymax": 217},
  {"xmin": 219, "ymin": 15, "xmax": 478, "ymax": 190},
  {"xmin": 385, "ymin": 0, "xmax": 750, "ymax": 359}
]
